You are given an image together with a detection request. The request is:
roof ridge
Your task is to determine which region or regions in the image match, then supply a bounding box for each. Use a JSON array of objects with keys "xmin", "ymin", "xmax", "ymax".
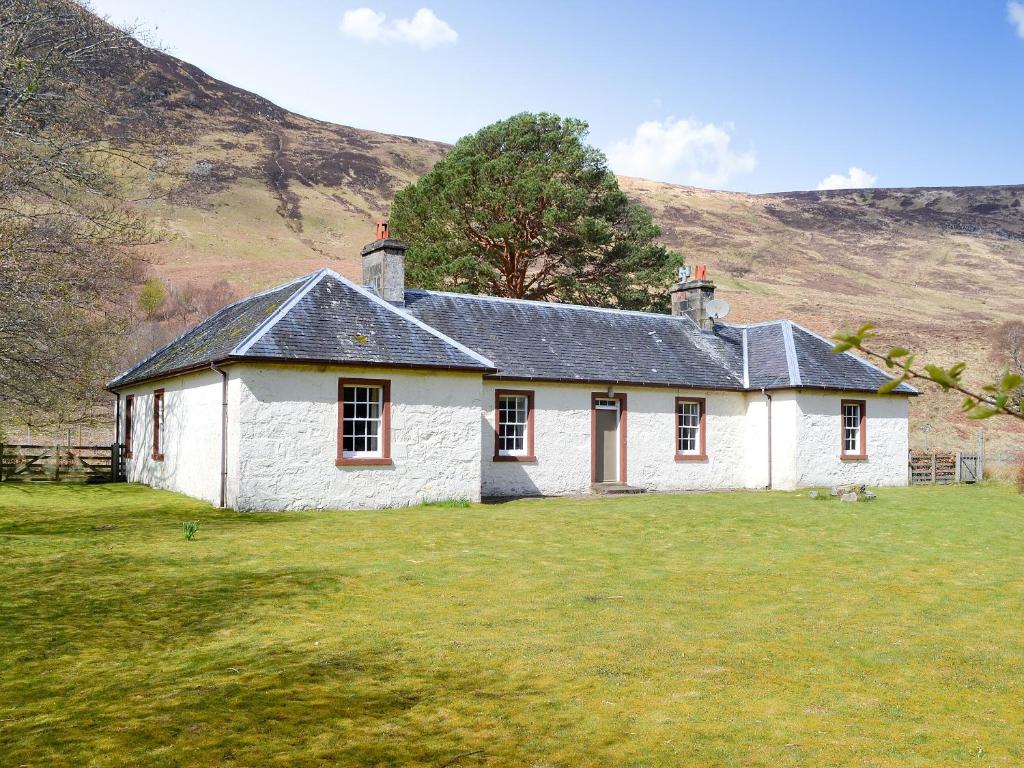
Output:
[
  {"xmin": 781, "ymin": 320, "xmax": 802, "ymax": 387},
  {"xmin": 324, "ymin": 271, "xmax": 497, "ymax": 369},
  {"xmin": 741, "ymin": 327, "xmax": 750, "ymax": 388},
  {"xmin": 107, "ymin": 272, "xmax": 318, "ymax": 388},
  {"xmin": 231, "ymin": 269, "xmax": 326, "ymax": 356},
  {"xmin": 407, "ymin": 288, "xmax": 706, "ymax": 325},
  {"xmin": 723, "ymin": 319, "xmax": 787, "ymax": 329}
]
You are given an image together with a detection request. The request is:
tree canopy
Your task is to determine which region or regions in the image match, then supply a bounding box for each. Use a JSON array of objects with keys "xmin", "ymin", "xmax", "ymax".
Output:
[
  {"xmin": 0, "ymin": 0, "xmax": 157, "ymax": 427},
  {"xmin": 390, "ymin": 112, "xmax": 682, "ymax": 312}
]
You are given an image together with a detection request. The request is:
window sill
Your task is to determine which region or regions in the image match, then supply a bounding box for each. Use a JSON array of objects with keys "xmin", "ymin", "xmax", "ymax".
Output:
[
  {"xmin": 152, "ymin": 453, "xmax": 164, "ymax": 462},
  {"xmin": 675, "ymin": 454, "xmax": 708, "ymax": 462},
  {"xmin": 336, "ymin": 457, "xmax": 393, "ymax": 467},
  {"xmin": 840, "ymin": 454, "xmax": 868, "ymax": 462},
  {"xmin": 493, "ymin": 455, "xmax": 537, "ymax": 463}
]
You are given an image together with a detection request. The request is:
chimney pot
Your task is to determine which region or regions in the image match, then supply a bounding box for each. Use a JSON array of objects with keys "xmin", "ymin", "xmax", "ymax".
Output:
[
  {"xmin": 361, "ymin": 222, "xmax": 406, "ymax": 305},
  {"xmin": 670, "ymin": 265, "xmax": 717, "ymax": 330}
]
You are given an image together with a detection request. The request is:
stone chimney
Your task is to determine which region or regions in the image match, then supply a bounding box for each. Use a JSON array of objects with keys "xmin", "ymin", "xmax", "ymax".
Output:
[
  {"xmin": 360, "ymin": 220, "xmax": 406, "ymax": 306},
  {"xmin": 670, "ymin": 264, "xmax": 716, "ymax": 330}
]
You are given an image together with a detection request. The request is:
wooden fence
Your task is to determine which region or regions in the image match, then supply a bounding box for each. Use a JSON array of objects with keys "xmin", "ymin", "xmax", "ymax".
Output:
[
  {"xmin": 908, "ymin": 450, "xmax": 982, "ymax": 485},
  {"xmin": 0, "ymin": 444, "xmax": 123, "ymax": 483}
]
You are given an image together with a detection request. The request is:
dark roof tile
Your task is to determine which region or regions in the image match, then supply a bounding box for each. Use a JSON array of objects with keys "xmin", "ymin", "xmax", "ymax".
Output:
[
  {"xmin": 403, "ymin": 290, "xmax": 746, "ymax": 389},
  {"xmin": 110, "ymin": 268, "xmax": 915, "ymax": 396}
]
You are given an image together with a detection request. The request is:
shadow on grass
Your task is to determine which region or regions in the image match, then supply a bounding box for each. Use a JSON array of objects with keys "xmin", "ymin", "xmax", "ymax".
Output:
[{"xmin": 1, "ymin": 484, "xmax": 494, "ymax": 765}]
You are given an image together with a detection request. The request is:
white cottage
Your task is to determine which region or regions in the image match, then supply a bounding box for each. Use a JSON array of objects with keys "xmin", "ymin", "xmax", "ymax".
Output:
[{"xmin": 108, "ymin": 232, "xmax": 915, "ymax": 510}]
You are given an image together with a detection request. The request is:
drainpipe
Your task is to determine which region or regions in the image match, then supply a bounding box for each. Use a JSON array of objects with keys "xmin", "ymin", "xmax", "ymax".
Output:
[
  {"xmin": 211, "ymin": 363, "xmax": 228, "ymax": 508},
  {"xmin": 762, "ymin": 388, "xmax": 773, "ymax": 490},
  {"xmin": 113, "ymin": 392, "xmax": 121, "ymax": 446}
]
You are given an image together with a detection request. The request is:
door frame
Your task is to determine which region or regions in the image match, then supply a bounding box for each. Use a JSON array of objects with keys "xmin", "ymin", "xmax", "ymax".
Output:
[{"xmin": 590, "ymin": 392, "xmax": 628, "ymax": 484}]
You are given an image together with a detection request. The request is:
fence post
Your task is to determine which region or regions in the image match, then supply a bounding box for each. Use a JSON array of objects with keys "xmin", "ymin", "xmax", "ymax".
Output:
[
  {"xmin": 110, "ymin": 443, "xmax": 120, "ymax": 482},
  {"xmin": 955, "ymin": 452, "xmax": 962, "ymax": 483},
  {"xmin": 930, "ymin": 453, "xmax": 936, "ymax": 484},
  {"xmin": 977, "ymin": 430, "xmax": 985, "ymax": 480},
  {"xmin": 0, "ymin": 442, "xmax": 4, "ymax": 482},
  {"xmin": 54, "ymin": 444, "xmax": 60, "ymax": 481}
]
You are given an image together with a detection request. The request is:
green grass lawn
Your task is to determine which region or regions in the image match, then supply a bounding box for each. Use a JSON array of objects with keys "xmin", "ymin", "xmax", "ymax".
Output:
[{"xmin": 2, "ymin": 483, "xmax": 1023, "ymax": 767}]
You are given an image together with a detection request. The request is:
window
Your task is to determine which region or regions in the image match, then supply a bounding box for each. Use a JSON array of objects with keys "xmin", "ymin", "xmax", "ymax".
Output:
[
  {"xmin": 494, "ymin": 390, "xmax": 534, "ymax": 461},
  {"xmin": 841, "ymin": 399, "xmax": 867, "ymax": 460},
  {"xmin": 337, "ymin": 379, "xmax": 391, "ymax": 466},
  {"xmin": 124, "ymin": 395, "xmax": 134, "ymax": 459},
  {"xmin": 675, "ymin": 397, "xmax": 707, "ymax": 461},
  {"xmin": 152, "ymin": 389, "xmax": 165, "ymax": 461}
]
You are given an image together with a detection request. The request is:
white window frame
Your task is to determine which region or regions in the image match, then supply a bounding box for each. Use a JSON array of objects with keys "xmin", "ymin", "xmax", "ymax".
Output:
[
  {"xmin": 341, "ymin": 384, "xmax": 385, "ymax": 459},
  {"xmin": 496, "ymin": 393, "xmax": 530, "ymax": 457},
  {"xmin": 841, "ymin": 400, "xmax": 865, "ymax": 457},
  {"xmin": 677, "ymin": 400, "xmax": 702, "ymax": 455}
]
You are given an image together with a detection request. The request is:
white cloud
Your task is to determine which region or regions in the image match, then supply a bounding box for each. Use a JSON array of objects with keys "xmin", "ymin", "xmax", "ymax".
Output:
[
  {"xmin": 605, "ymin": 118, "xmax": 757, "ymax": 188},
  {"xmin": 1009, "ymin": 2, "xmax": 1024, "ymax": 38},
  {"xmin": 816, "ymin": 166, "xmax": 878, "ymax": 191},
  {"xmin": 340, "ymin": 7, "xmax": 457, "ymax": 49}
]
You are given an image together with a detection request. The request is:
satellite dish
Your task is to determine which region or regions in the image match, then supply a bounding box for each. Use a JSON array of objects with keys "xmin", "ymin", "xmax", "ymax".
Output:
[{"xmin": 705, "ymin": 298, "xmax": 730, "ymax": 320}]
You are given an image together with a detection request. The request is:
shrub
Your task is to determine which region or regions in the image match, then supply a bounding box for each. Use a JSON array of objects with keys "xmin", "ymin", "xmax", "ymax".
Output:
[
  {"xmin": 138, "ymin": 278, "xmax": 169, "ymax": 318},
  {"xmin": 182, "ymin": 520, "xmax": 200, "ymax": 540}
]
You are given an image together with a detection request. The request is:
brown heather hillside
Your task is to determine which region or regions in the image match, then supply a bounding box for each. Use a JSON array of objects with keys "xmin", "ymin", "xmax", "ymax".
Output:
[{"xmin": 109, "ymin": 42, "xmax": 1023, "ymax": 464}]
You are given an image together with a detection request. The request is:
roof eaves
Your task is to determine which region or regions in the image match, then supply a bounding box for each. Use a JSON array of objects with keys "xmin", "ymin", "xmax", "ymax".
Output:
[
  {"xmin": 485, "ymin": 372, "xmax": 747, "ymax": 390},
  {"xmin": 790, "ymin": 321, "xmax": 920, "ymax": 395},
  {"xmin": 781, "ymin": 320, "xmax": 802, "ymax": 387},
  {"xmin": 232, "ymin": 269, "xmax": 325, "ymax": 356},
  {"xmin": 108, "ymin": 358, "xmax": 240, "ymax": 391},
  {"xmin": 327, "ymin": 271, "xmax": 497, "ymax": 370}
]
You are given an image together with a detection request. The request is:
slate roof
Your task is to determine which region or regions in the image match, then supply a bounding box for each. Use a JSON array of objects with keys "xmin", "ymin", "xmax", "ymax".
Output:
[
  {"xmin": 110, "ymin": 269, "xmax": 915, "ymax": 396},
  {"xmin": 403, "ymin": 290, "xmax": 747, "ymax": 389},
  {"xmin": 403, "ymin": 291, "xmax": 915, "ymax": 394},
  {"xmin": 108, "ymin": 270, "xmax": 493, "ymax": 388}
]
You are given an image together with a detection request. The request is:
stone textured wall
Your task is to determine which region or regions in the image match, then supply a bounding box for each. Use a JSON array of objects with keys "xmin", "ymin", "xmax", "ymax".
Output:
[
  {"xmin": 234, "ymin": 364, "xmax": 482, "ymax": 511},
  {"xmin": 118, "ymin": 366, "xmax": 909, "ymax": 509},
  {"xmin": 792, "ymin": 391, "xmax": 909, "ymax": 488},
  {"xmin": 481, "ymin": 381, "xmax": 755, "ymax": 497},
  {"xmin": 119, "ymin": 368, "xmax": 228, "ymax": 506}
]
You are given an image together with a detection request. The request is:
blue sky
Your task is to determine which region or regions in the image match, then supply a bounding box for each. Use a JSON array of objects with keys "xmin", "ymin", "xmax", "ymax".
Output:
[{"xmin": 91, "ymin": 0, "xmax": 1024, "ymax": 193}]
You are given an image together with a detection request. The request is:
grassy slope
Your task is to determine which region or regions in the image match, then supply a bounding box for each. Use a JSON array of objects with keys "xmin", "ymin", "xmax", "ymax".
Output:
[
  {"xmin": 115, "ymin": 44, "xmax": 1024, "ymax": 459},
  {"xmin": 2, "ymin": 483, "xmax": 1023, "ymax": 766}
]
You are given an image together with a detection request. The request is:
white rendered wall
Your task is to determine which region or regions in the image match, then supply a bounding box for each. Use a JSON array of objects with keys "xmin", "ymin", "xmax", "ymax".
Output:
[
  {"xmin": 791, "ymin": 391, "xmax": 909, "ymax": 488},
  {"xmin": 118, "ymin": 368, "xmax": 232, "ymax": 506},
  {"xmin": 481, "ymin": 381, "xmax": 754, "ymax": 497},
  {"xmin": 234, "ymin": 364, "xmax": 483, "ymax": 511},
  {"xmin": 742, "ymin": 395, "xmax": 772, "ymax": 490},
  {"xmin": 766, "ymin": 392, "xmax": 801, "ymax": 491}
]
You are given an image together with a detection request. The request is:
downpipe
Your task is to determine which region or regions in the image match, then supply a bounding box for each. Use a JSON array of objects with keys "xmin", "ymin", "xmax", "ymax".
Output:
[
  {"xmin": 113, "ymin": 392, "xmax": 121, "ymax": 446},
  {"xmin": 211, "ymin": 363, "xmax": 228, "ymax": 508},
  {"xmin": 762, "ymin": 388, "xmax": 773, "ymax": 490}
]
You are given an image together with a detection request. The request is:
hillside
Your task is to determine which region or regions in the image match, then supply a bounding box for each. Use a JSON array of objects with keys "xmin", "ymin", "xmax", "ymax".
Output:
[{"xmin": 116, "ymin": 44, "xmax": 1023, "ymax": 463}]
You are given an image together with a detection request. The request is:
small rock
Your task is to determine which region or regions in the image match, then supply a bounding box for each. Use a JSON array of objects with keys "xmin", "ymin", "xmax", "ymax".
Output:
[
  {"xmin": 862, "ymin": 489, "xmax": 877, "ymax": 501},
  {"xmin": 808, "ymin": 490, "xmax": 819, "ymax": 499},
  {"xmin": 840, "ymin": 492, "xmax": 859, "ymax": 503}
]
